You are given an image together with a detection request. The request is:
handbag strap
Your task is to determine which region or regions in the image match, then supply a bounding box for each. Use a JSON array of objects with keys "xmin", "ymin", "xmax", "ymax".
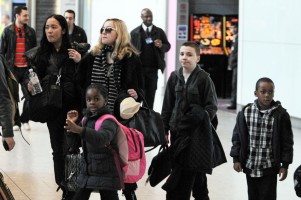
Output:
[
  {"xmin": 138, "ymin": 91, "xmax": 151, "ymax": 110},
  {"xmin": 49, "ymin": 54, "xmax": 62, "ymax": 86}
]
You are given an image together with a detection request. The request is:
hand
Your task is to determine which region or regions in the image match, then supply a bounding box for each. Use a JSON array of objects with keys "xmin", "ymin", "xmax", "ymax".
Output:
[
  {"xmin": 154, "ymin": 39, "xmax": 162, "ymax": 48},
  {"xmin": 127, "ymin": 89, "xmax": 138, "ymax": 100},
  {"xmin": 67, "ymin": 110, "xmax": 79, "ymax": 122},
  {"xmin": 279, "ymin": 168, "xmax": 288, "ymax": 181},
  {"xmin": 64, "ymin": 119, "xmax": 82, "ymax": 134},
  {"xmin": 233, "ymin": 162, "xmax": 242, "ymax": 172},
  {"xmin": 3, "ymin": 137, "xmax": 15, "ymax": 151},
  {"xmin": 68, "ymin": 49, "xmax": 81, "ymax": 63},
  {"xmin": 27, "ymin": 81, "xmax": 34, "ymax": 93}
]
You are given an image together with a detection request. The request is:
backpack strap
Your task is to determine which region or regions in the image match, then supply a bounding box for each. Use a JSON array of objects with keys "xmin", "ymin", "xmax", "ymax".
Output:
[{"xmin": 94, "ymin": 114, "xmax": 117, "ymax": 130}]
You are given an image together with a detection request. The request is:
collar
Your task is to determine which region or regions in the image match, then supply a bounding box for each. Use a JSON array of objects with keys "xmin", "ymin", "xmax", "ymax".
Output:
[
  {"xmin": 14, "ymin": 24, "xmax": 24, "ymax": 31},
  {"xmin": 142, "ymin": 23, "xmax": 153, "ymax": 32}
]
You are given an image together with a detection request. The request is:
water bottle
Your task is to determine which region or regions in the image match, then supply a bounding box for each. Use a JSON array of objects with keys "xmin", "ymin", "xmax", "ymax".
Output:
[{"xmin": 28, "ymin": 69, "xmax": 43, "ymax": 95}]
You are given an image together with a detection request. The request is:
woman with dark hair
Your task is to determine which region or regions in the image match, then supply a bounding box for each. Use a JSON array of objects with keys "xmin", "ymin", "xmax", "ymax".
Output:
[
  {"xmin": 26, "ymin": 14, "xmax": 81, "ymax": 200},
  {"xmin": 77, "ymin": 18, "xmax": 144, "ymax": 200}
]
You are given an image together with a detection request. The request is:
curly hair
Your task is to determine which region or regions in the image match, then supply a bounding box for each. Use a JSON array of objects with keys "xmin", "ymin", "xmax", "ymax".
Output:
[{"xmin": 86, "ymin": 83, "xmax": 108, "ymax": 101}]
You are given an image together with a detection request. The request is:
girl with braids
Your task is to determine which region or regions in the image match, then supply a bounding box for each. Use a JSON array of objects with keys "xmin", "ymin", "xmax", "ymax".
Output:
[
  {"xmin": 77, "ymin": 18, "xmax": 144, "ymax": 200},
  {"xmin": 65, "ymin": 83, "xmax": 121, "ymax": 200},
  {"xmin": 26, "ymin": 14, "xmax": 81, "ymax": 199}
]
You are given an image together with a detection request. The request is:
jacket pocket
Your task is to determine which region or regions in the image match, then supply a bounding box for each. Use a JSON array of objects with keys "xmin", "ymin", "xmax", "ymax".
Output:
[
  {"xmin": 89, "ymin": 153, "xmax": 113, "ymax": 175},
  {"xmin": 187, "ymin": 87, "xmax": 200, "ymax": 104}
]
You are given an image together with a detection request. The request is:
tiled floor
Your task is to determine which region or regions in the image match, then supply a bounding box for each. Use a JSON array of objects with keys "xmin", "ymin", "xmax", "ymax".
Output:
[{"xmin": 1, "ymin": 96, "xmax": 300, "ymax": 200}]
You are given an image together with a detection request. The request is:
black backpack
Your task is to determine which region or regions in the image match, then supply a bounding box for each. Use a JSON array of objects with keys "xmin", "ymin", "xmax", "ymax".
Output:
[{"xmin": 294, "ymin": 165, "xmax": 301, "ymax": 197}]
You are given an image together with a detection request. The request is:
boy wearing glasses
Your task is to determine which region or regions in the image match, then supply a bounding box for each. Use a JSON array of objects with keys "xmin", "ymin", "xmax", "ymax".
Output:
[
  {"xmin": 0, "ymin": 6, "xmax": 37, "ymax": 131},
  {"xmin": 230, "ymin": 77, "xmax": 294, "ymax": 200}
]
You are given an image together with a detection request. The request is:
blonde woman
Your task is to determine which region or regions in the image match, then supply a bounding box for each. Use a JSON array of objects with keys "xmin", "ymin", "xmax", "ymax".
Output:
[{"xmin": 76, "ymin": 18, "xmax": 144, "ymax": 200}]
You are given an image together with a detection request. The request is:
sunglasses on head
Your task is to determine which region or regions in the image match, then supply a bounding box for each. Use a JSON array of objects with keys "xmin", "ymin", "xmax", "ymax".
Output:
[
  {"xmin": 18, "ymin": 28, "xmax": 22, "ymax": 38},
  {"xmin": 100, "ymin": 27, "xmax": 116, "ymax": 34}
]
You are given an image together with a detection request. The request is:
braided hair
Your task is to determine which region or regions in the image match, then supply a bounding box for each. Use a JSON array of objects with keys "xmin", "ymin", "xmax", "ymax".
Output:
[{"xmin": 86, "ymin": 83, "xmax": 108, "ymax": 102}]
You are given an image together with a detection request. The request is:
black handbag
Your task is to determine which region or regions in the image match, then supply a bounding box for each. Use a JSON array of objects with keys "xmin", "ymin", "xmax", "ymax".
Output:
[
  {"xmin": 127, "ymin": 95, "xmax": 166, "ymax": 149},
  {"xmin": 28, "ymin": 68, "xmax": 62, "ymax": 123},
  {"xmin": 146, "ymin": 145, "xmax": 172, "ymax": 187},
  {"xmin": 65, "ymin": 153, "xmax": 81, "ymax": 192}
]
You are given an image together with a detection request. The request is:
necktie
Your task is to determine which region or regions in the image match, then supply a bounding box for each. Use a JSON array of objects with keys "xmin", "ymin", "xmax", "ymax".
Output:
[{"xmin": 146, "ymin": 27, "xmax": 150, "ymax": 36}]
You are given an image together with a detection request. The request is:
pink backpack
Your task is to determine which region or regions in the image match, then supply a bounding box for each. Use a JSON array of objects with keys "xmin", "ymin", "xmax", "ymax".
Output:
[{"xmin": 93, "ymin": 114, "xmax": 146, "ymax": 188}]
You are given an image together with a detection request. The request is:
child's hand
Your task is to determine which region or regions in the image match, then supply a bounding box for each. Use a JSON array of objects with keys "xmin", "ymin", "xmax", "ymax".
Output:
[
  {"xmin": 64, "ymin": 119, "xmax": 82, "ymax": 134},
  {"xmin": 279, "ymin": 168, "xmax": 288, "ymax": 181},
  {"xmin": 67, "ymin": 110, "xmax": 79, "ymax": 122},
  {"xmin": 233, "ymin": 162, "xmax": 242, "ymax": 172}
]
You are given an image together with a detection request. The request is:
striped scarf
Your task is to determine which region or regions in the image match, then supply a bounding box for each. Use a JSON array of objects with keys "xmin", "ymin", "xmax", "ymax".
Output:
[{"xmin": 91, "ymin": 45, "xmax": 121, "ymax": 112}]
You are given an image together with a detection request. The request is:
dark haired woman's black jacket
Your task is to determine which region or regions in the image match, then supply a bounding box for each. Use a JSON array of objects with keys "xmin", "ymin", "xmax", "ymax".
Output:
[{"xmin": 30, "ymin": 47, "xmax": 81, "ymax": 113}]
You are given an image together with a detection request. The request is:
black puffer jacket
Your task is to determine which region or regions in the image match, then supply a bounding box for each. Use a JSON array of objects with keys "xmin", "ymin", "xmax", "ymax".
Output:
[
  {"xmin": 0, "ymin": 23, "xmax": 37, "ymax": 70},
  {"xmin": 230, "ymin": 101, "xmax": 294, "ymax": 170},
  {"xmin": 76, "ymin": 107, "xmax": 121, "ymax": 190}
]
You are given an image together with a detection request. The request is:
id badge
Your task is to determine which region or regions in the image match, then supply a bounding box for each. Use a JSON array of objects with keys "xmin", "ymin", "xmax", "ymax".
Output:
[{"xmin": 145, "ymin": 37, "xmax": 153, "ymax": 44}]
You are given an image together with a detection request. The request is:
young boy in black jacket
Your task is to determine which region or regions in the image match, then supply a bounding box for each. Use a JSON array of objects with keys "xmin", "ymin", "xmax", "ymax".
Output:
[{"xmin": 230, "ymin": 77, "xmax": 294, "ymax": 200}]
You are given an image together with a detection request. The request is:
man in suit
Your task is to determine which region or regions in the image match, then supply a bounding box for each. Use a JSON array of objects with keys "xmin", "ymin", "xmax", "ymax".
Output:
[{"xmin": 131, "ymin": 8, "xmax": 170, "ymax": 109}]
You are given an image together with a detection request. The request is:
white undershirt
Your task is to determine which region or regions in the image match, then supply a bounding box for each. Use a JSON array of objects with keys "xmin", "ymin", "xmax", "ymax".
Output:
[{"xmin": 183, "ymin": 72, "xmax": 191, "ymax": 83}]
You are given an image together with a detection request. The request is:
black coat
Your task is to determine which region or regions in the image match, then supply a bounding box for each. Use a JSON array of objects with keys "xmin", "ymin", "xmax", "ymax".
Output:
[
  {"xmin": 69, "ymin": 24, "xmax": 87, "ymax": 44},
  {"xmin": 75, "ymin": 107, "xmax": 121, "ymax": 190},
  {"xmin": 28, "ymin": 47, "xmax": 81, "ymax": 113},
  {"xmin": 76, "ymin": 52, "xmax": 144, "ymax": 114},
  {"xmin": 161, "ymin": 66, "xmax": 217, "ymax": 135},
  {"xmin": 131, "ymin": 25, "xmax": 170, "ymax": 73},
  {"xmin": 161, "ymin": 66, "xmax": 218, "ymax": 173},
  {"xmin": 0, "ymin": 56, "xmax": 15, "ymax": 137},
  {"xmin": 0, "ymin": 23, "xmax": 37, "ymax": 70},
  {"xmin": 230, "ymin": 101, "xmax": 294, "ymax": 170}
]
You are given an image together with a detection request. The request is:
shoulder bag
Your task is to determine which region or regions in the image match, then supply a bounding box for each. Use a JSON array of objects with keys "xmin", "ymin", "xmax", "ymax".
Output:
[{"xmin": 126, "ymin": 94, "xmax": 166, "ymax": 150}]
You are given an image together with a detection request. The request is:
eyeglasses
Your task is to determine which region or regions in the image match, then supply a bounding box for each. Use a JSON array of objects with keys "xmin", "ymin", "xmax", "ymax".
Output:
[
  {"xmin": 100, "ymin": 27, "xmax": 116, "ymax": 34},
  {"xmin": 18, "ymin": 28, "xmax": 22, "ymax": 38}
]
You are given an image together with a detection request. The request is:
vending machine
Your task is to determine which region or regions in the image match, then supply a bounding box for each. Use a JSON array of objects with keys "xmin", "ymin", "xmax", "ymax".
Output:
[{"xmin": 189, "ymin": 14, "xmax": 238, "ymax": 98}]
